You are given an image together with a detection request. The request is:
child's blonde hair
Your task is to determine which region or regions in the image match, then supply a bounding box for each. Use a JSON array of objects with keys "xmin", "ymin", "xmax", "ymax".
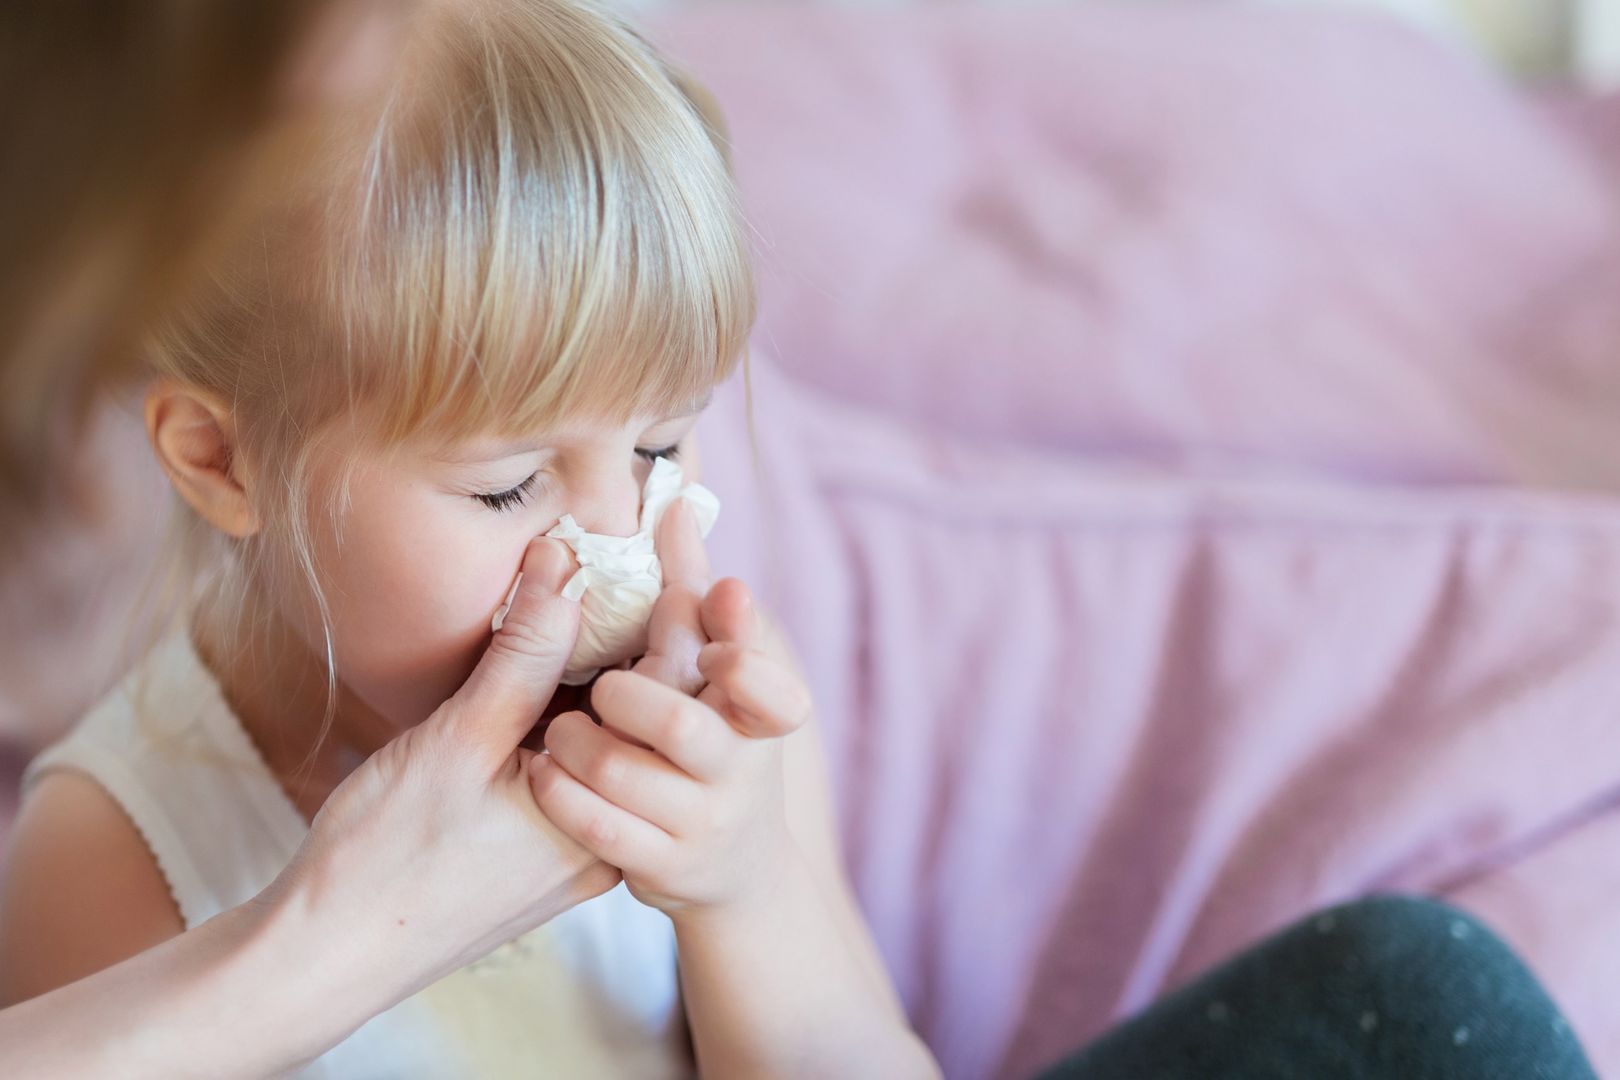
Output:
[{"xmin": 141, "ymin": 0, "xmax": 755, "ymax": 707}]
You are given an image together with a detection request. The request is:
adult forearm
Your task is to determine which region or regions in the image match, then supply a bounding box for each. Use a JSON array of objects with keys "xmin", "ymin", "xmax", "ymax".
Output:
[
  {"xmin": 0, "ymin": 886, "xmax": 394, "ymax": 1079},
  {"xmin": 672, "ymin": 851, "xmax": 938, "ymax": 1080},
  {"xmin": 0, "ymin": 537, "xmax": 616, "ymax": 1077}
]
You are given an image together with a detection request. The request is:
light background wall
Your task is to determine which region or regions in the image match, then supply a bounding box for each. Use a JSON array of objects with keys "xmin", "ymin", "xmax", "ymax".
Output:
[
  {"xmin": 1251, "ymin": 0, "xmax": 1613, "ymax": 81},
  {"xmin": 623, "ymin": 0, "xmax": 1620, "ymax": 84}
]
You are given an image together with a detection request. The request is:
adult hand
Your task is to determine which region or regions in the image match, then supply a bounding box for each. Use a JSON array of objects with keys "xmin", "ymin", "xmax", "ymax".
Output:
[
  {"xmin": 262, "ymin": 534, "xmax": 621, "ymax": 1004},
  {"xmin": 0, "ymin": 534, "xmax": 623, "ymax": 1080}
]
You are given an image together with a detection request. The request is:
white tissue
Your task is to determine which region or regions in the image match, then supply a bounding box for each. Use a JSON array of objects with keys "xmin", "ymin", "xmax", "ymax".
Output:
[{"xmin": 490, "ymin": 457, "xmax": 719, "ymax": 685}]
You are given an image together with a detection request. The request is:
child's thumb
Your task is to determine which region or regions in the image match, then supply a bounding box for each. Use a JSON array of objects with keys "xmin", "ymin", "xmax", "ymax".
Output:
[{"xmin": 437, "ymin": 537, "xmax": 581, "ymax": 761}]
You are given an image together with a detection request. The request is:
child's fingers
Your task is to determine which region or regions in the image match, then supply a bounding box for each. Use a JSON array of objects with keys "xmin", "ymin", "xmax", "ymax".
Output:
[
  {"xmin": 529, "ymin": 753, "xmax": 672, "ymax": 872},
  {"xmin": 696, "ymin": 642, "xmax": 812, "ymax": 740},
  {"xmin": 633, "ymin": 584, "xmax": 705, "ymax": 695},
  {"xmin": 699, "ymin": 577, "xmax": 756, "ymax": 647},
  {"xmin": 590, "ymin": 670, "xmax": 735, "ymax": 782},
  {"xmin": 634, "ymin": 500, "xmax": 715, "ymax": 694},
  {"xmin": 543, "ymin": 711, "xmax": 701, "ymax": 833},
  {"xmin": 656, "ymin": 498, "xmax": 711, "ymax": 593}
]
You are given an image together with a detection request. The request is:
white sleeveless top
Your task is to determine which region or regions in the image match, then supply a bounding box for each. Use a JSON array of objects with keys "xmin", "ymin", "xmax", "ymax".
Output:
[{"xmin": 25, "ymin": 632, "xmax": 692, "ymax": 1079}]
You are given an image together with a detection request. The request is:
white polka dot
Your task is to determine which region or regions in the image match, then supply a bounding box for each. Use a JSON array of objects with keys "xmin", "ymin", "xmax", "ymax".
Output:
[
  {"xmin": 1449, "ymin": 920, "xmax": 1471, "ymax": 941},
  {"xmin": 1207, "ymin": 1001, "xmax": 1230, "ymax": 1023},
  {"xmin": 1359, "ymin": 1011, "xmax": 1378, "ymax": 1033},
  {"xmin": 1453, "ymin": 1026, "xmax": 1471, "ymax": 1046},
  {"xmin": 1315, "ymin": 914, "xmax": 1337, "ymax": 933}
]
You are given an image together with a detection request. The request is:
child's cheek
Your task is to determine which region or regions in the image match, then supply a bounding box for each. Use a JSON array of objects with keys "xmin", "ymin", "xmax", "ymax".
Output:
[{"xmin": 327, "ymin": 503, "xmax": 530, "ymax": 727}]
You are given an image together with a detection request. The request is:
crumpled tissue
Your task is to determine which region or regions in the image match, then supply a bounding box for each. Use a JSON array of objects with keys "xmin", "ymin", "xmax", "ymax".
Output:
[{"xmin": 491, "ymin": 456, "xmax": 719, "ymax": 685}]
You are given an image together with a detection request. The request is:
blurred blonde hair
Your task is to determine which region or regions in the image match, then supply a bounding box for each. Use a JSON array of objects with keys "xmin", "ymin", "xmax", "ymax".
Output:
[{"xmin": 142, "ymin": 0, "xmax": 755, "ymax": 699}]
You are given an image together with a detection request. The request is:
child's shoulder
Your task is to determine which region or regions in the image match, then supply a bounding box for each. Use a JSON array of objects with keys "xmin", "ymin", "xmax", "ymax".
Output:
[{"xmin": 0, "ymin": 768, "xmax": 183, "ymax": 1006}]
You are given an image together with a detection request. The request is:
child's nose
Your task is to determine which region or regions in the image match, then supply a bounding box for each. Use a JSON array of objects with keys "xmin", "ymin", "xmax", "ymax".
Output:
[{"xmin": 569, "ymin": 466, "xmax": 643, "ymax": 538}]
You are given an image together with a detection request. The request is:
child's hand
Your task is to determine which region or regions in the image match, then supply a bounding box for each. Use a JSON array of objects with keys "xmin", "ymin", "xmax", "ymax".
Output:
[
  {"xmin": 529, "ymin": 499, "xmax": 813, "ymax": 913},
  {"xmin": 624, "ymin": 497, "xmax": 714, "ymax": 697},
  {"xmin": 622, "ymin": 496, "xmax": 807, "ymax": 740}
]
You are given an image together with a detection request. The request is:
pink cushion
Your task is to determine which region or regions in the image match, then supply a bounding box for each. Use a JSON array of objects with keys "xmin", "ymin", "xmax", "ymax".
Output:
[
  {"xmin": 665, "ymin": 8, "xmax": 1620, "ymax": 1077},
  {"xmin": 657, "ymin": 7, "xmax": 1620, "ymax": 490}
]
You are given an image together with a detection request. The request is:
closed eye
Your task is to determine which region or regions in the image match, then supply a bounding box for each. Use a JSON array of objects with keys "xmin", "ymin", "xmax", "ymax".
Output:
[
  {"xmin": 474, "ymin": 473, "xmax": 538, "ymax": 512},
  {"xmin": 635, "ymin": 443, "xmax": 681, "ymax": 463},
  {"xmin": 475, "ymin": 445, "xmax": 676, "ymax": 511}
]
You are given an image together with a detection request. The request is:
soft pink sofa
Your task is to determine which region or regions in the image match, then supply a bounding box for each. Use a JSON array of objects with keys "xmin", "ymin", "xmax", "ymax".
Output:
[{"xmin": 660, "ymin": 7, "xmax": 1620, "ymax": 1078}]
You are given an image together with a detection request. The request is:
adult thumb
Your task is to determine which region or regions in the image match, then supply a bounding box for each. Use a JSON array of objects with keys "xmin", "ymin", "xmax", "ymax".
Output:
[{"xmin": 438, "ymin": 537, "xmax": 580, "ymax": 760}]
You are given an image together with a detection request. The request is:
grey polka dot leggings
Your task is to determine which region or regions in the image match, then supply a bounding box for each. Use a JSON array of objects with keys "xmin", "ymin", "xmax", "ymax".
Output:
[{"xmin": 1034, "ymin": 896, "xmax": 1597, "ymax": 1079}]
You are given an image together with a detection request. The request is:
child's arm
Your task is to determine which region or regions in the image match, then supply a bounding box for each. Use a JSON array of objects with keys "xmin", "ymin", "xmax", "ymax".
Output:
[
  {"xmin": 670, "ymin": 681, "xmax": 936, "ymax": 1079},
  {"xmin": 0, "ymin": 770, "xmax": 187, "ymax": 1005},
  {"xmin": 768, "ymin": 616, "xmax": 915, "ymax": 1014},
  {"xmin": 533, "ymin": 584, "xmax": 939, "ymax": 1079}
]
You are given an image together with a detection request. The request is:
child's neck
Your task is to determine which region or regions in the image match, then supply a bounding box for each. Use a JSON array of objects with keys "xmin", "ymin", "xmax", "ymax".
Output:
[{"xmin": 192, "ymin": 592, "xmax": 397, "ymax": 824}]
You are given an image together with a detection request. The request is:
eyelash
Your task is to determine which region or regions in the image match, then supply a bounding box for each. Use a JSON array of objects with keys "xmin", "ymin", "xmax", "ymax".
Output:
[
  {"xmin": 474, "ymin": 473, "xmax": 539, "ymax": 513},
  {"xmin": 472, "ymin": 444, "xmax": 681, "ymax": 513},
  {"xmin": 636, "ymin": 443, "xmax": 681, "ymax": 464}
]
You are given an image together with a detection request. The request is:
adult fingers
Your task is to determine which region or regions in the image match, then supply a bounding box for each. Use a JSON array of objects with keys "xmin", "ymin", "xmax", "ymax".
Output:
[{"xmin": 436, "ymin": 537, "xmax": 580, "ymax": 763}]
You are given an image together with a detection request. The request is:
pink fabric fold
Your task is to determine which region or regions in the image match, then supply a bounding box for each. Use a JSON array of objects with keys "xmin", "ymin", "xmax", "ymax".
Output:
[
  {"xmin": 669, "ymin": 9, "xmax": 1620, "ymax": 1077},
  {"xmin": 699, "ymin": 359, "xmax": 1620, "ymax": 1077}
]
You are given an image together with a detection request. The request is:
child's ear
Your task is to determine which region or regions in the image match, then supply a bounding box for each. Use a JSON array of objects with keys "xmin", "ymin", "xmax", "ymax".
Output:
[{"xmin": 144, "ymin": 378, "xmax": 261, "ymax": 538}]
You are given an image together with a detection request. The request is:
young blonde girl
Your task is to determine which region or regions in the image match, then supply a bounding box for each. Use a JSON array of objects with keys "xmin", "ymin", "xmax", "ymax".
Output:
[{"xmin": 0, "ymin": 0, "xmax": 936, "ymax": 1075}]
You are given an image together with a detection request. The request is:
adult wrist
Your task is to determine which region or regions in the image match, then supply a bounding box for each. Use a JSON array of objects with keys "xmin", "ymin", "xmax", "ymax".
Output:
[{"xmin": 215, "ymin": 873, "xmax": 415, "ymax": 1073}]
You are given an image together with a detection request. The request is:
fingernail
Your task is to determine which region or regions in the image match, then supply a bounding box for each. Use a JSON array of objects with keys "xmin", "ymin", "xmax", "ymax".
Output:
[
  {"xmin": 528, "ymin": 537, "xmax": 575, "ymax": 593},
  {"xmin": 491, "ymin": 573, "xmax": 522, "ymax": 632}
]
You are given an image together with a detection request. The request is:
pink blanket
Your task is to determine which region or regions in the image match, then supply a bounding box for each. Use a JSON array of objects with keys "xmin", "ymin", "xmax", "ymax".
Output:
[{"xmin": 661, "ymin": 7, "xmax": 1620, "ymax": 1078}]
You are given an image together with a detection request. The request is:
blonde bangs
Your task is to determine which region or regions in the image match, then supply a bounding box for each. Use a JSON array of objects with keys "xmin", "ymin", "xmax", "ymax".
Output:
[
  {"xmin": 130, "ymin": 0, "xmax": 755, "ymax": 740},
  {"xmin": 323, "ymin": 0, "xmax": 755, "ymax": 446}
]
